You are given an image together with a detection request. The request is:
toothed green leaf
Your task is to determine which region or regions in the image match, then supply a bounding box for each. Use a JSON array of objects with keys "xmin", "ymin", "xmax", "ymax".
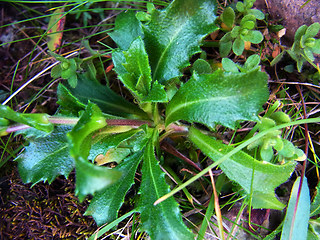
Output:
[
  {"xmin": 189, "ymin": 127, "xmax": 296, "ymax": 210},
  {"xmin": 113, "ymin": 37, "xmax": 167, "ymax": 103},
  {"xmin": 138, "ymin": 129, "xmax": 194, "ymax": 240},
  {"xmin": 143, "ymin": 0, "xmax": 218, "ymax": 84},
  {"xmin": 16, "ymin": 125, "xmax": 74, "ymax": 184},
  {"xmin": 166, "ymin": 69, "xmax": 269, "ymax": 129},
  {"xmin": 109, "ymin": 11, "xmax": 143, "ymax": 50},
  {"xmin": 85, "ymin": 151, "xmax": 144, "ymax": 225}
]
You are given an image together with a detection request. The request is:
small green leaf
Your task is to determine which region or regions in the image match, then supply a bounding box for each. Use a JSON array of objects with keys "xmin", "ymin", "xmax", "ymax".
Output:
[
  {"xmin": 221, "ymin": 7, "xmax": 235, "ymax": 28},
  {"xmin": 271, "ymin": 50, "xmax": 286, "ymax": 66},
  {"xmin": 16, "ymin": 125, "xmax": 74, "ymax": 184},
  {"xmin": 244, "ymin": 54, "xmax": 260, "ymax": 70},
  {"xmin": 109, "ymin": 11, "xmax": 143, "ymax": 50},
  {"xmin": 236, "ymin": 1, "xmax": 245, "ymax": 12},
  {"xmin": 113, "ymin": 37, "xmax": 151, "ymax": 97},
  {"xmin": 304, "ymin": 48, "xmax": 315, "ymax": 62},
  {"xmin": 219, "ymin": 40, "xmax": 232, "ymax": 57},
  {"xmin": 143, "ymin": 0, "xmax": 218, "ymax": 84},
  {"xmin": 304, "ymin": 22, "xmax": 320, "ymax": 39},
  {"xmin": 233, "ymin": 37, "xmax": 245, "ymax": 56},
  {"xmin": 312, "ymin": 39, "xmax": 320, "ymax": 54},
  {"xmin": 247, "ymin": 9, "xmax": 265, "ymax": 20},
  {"xmin": 281, "ymin": 177, "xmax": 310, "ymax": 240},
  {"xmin": 138, "ymin": 129, "xmax": 194, "ymax": 240},
  {"xmin": 136, "ymin": 11, "xmax": 151, "ymax": 22},
  {"xmin": 294, "ymin": 25, "xmax": 308, "ymax": 42},
  {"xmin": 143, "ymin": 81, "xmax": 168, "ymax": 102},
  {"xmin": 231, "ymin": 26, "xmax": 241, "ymax": 38},
  {"xmin": 51, "ymin": 64, "xmax": 62, "ymax": 79},
  {"xmin": 222, "ymin": 58, "xmax": 239, "ymax": 73},
  {"xmin": 242, "ymin": 21, "xmax": 255, "ymax": 30},
  {"xmin": 189, "ymin": 127, "xmax": 296, "ymax": 209},
  {"xmin": 243, "ymin": 30, "xmax": 264, "ymax": 44},
  {"xmin": 192, "ymin": 59, "xmax": 213, "ymax": 74},
  {"xmin": 166, "ymin": 69, "xmax": 269, "ymax": 129},
  {"xmin": 0, "ymin": 105, "xmax": 53, "ymax": 133}
]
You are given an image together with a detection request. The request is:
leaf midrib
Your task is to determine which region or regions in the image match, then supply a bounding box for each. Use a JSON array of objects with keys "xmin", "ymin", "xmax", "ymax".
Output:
[{"xmin": 166, "ymin": 95, "xmax": 233, "ymax": 121}]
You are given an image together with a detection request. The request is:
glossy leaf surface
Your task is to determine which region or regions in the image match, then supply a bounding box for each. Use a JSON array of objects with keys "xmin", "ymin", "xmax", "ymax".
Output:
[
  {"xmin": 16, "ymin": 125, "xmax": 74, "ymax": 184},
  {"xmin": 166, "ymin": 69, "xmax": 269, "ymax": 129},
  {"xmin": 0, "ymin": 105, "xmax": 53, "ymax": 133},
  {"xmin": 57, "ymin": 74, "xmax": 147, "ymax": 119},
  {"xmin": 109, "ymin": 11, "xmax": 143, "ymax": 50},
  {"xmin": 113, "ymin": 37, "xmax": 167, "ymax": 103},
  {"xmin": 68, "ymin": 103, "xmax": 121, "ymax": 202},
  {"xmin": 281, "ymin": 177, "xmax": 310, "ymax": 240},
  {"xmin": 138, "ymin": 129, "xmax": 194, "ymax": 240},
  {"xmin": 189, "ymin": 127, "xmax": 296, "ymax": 209},
  {"xmin": 85, "ymin": 151, "xmax": 143, "ymax": 225},
  {"xmin": 143, "ymin": 0, "xmax": 218, "ymax": 84}
]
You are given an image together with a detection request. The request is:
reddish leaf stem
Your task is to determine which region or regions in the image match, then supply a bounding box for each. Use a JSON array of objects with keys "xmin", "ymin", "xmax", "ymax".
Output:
[{"xmin": 160, "ymin": 141, "xmax": 202, "ymax": 172}]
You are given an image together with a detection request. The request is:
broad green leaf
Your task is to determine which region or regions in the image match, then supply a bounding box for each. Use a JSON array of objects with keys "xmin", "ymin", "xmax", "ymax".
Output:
[
  {"xmin": 138, "ymin": 129, "xmax": 194, "ymax": 240},
  {"xmin": 108, "ymin": 11, "xmax": 143, "ymax": 50},
  {"xmin": 16, "ymin": 125, "xmax": 74, "ymax": 184},
  {"xmin": 85, "ymin": 151, "xmax": 144, "ymax": 225},
  {"xmin": 281, "ymin": 177, "xmax": 310, "ymax": 240},
  {"xmin": 113, "ymin": 37, "xmax": 167, "ymax": 103},
  {"xmin": 88, "ymin": 128, "xmax": 143, "ymax": 160},
  {"xmin": 189, "ymin": 127, "xmax": 296, "ymax": 209},
  {"xmin": 57, "ymin": 73, "xmax": 147, "ymax": 119},
  {"xmin": 166, "ymin": 69, "xmax": 269, "ymax": 129},
  {"xmin": 143, "ymin": 0, "xmax": 218, "ymax": 84},
  {"xmin": 0, "ymin": 105, "xmax": 53, "ymax": 133},
  {"xmin": 75, "ymin": 157, "xmax": 121, "ymax": 202},
  {"xmin": 68, "ymin": 102, "xmax": 121, "ymax": 201},
  {"xmin": 47, "ymin": 8, "xmax": 65, "ymax": 52}
]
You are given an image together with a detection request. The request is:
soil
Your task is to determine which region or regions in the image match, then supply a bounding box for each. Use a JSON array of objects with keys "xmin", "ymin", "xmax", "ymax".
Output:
[{"xmin": 255, "ymin": 0, "xmax": 320, "ymax": 43}]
